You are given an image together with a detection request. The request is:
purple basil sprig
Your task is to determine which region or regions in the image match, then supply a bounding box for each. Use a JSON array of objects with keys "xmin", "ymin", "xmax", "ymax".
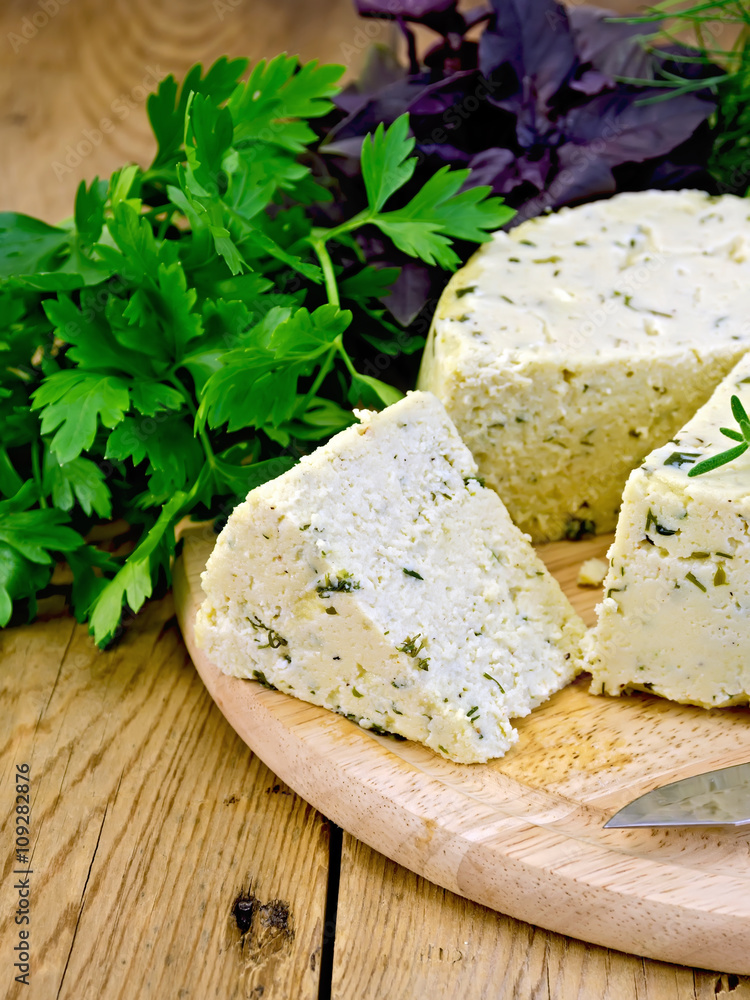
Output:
[{"xmin": 316, "ymin": 0, "xmax": 716, "ymax": 324}]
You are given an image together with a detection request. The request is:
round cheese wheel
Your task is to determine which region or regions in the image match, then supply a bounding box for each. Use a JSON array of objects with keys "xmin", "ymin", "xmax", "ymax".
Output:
[{"xmin": 418, "ymin": 190, "xmax": 750, "ymax": 541}]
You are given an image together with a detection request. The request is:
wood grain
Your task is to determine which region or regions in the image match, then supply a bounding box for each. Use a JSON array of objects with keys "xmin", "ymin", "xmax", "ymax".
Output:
[
  {"xmin": 174, "ymin": 528, "xmax": 750, "ymax": 976},
  {"xmin": 0, "ymin": 595, "xmax": 331, "ymax": 1000},
  {"xmin": 1, "ymin": 0, "xmax": 745, "ymax": 996},
  {"xmin": 332, "ymin": 835, "xmax": 750, "ymax": 1000},
  {"xmin": 0, "ymin": 0, "xmax": 642, "ymax": 223},
  {"xmin": 537, "ymin": 534, "xmax": 612, "ymax": 627},
  {"xmin": 0, "ymin": 0, "xmax": 367, "ymax": 222}
]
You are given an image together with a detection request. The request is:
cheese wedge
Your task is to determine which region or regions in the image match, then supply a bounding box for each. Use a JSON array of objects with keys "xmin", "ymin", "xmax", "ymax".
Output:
[
  {"xmin": 589, "ymin": 353, "xmax": 750, "ymax": 707},
  {"xmin": 418, "ymin": 190, "xmax": 750, "ymax": 541},
  {"xmin": 195, "ymin": 391, "xmax": 585, "ymax": 762}
]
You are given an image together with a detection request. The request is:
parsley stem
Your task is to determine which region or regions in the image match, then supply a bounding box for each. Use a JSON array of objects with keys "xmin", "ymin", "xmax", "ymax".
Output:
[
  {"xmin": 168, "ymin": 374, "xmax": 217, "ymax": 470},
  {"xmin": 310, "ymin": 239, "xmax": 340, "ymax": 308},
  {"xmin": 197, "ymin": 423, "xmax": 218, "ymax": 470},
  {"xmin": 31, "ymin": 440, "xmax": 47, "ymax": 508},
  {"xmin": 296, "ymin": 345, "xmax": 338, "ymax": 417},
  {"xmin": 0, "ymin": 447, "xmax": 23, "ymax": 497},
  {"xmin": 314, "ymin": 210, "xmax": 371, "ymax": 246},
  {"xmin": 336, "ymin": 337, "xmax": 360, "ymax": 381},
  {"xmin": 140, "ymin": 167, "xmax": 179, "ymax": 187}
]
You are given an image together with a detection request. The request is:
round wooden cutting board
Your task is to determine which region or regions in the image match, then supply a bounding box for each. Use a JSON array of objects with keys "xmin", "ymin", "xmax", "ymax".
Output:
[{"xmin": 173, "ymin": 527, "xmax": 750, "ymax": 974}]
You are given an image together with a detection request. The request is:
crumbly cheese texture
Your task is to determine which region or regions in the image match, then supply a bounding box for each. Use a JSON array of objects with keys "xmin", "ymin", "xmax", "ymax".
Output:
[
  {"xmin": 195, "ymin": 392, "xmax": 586, "ymax": 763},
  {"xmin": 589, "ymin": 353, "xmax": 750, "ymax": 708},
  {"xmin": 418, "ymin": 190, "xmax": 750, "ymax": 542}
]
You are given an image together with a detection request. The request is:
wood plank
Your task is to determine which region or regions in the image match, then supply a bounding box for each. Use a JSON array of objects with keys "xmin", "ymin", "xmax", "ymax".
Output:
[
  {"xmin": 175, "ymin": 529, "xmax": 750, "ymax": 975},
  {"xmin": 0, "ymin": 595, "xmax": 330, "ymax": 999},
  {"xmin": 332, "ymin": 835, "xmax": 750, "ymax": 1000},
  {"xmin": 0, "ymin": 0, "xmax": 366, "ymax": 222}
]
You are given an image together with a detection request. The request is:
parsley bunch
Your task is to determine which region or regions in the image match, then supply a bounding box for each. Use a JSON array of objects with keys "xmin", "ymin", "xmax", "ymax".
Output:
[{"xmin": 0, "ymin": 55, "xmax": 512, "ymax": 645}]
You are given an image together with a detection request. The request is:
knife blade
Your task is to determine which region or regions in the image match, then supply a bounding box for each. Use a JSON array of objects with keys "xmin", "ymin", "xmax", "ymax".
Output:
[{"xmin": 604, "ymin": 761, "xmax": 750, "ymax": 828}]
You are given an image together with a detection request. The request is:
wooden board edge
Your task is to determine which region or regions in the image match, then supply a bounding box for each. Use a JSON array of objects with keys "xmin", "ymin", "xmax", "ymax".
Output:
[{"xmin": 172, "ymin": 540, "xmax": 750, "ymax": 975}]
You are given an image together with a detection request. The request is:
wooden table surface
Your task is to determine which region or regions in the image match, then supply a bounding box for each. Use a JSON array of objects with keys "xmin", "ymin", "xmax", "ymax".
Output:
[{"xmin": 1, "ymin": 2, "xmax": 748, "ymax": 998}]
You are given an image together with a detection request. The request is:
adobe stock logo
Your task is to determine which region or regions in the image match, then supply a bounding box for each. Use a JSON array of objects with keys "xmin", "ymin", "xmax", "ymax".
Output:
[
  {"xmin": 50, "ymin": 66, "xmax": 163, "ymax": 182},
  {"xmin": 7, "ymin": 0, "xmax": 72, "ymax": 54}
]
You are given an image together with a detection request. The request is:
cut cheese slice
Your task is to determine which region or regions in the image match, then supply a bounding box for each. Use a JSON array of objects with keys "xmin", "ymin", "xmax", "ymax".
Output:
[
  {"xmin": 195, "ymin": 391, "xmax": 585, "ymax": 763},
  {"xmin": 589, "ymin": 352, "xmax": 750, "ymax": 707},
  {"xmin": 418, "ymin": 190, "xmax": 750, "ymax": 541}
]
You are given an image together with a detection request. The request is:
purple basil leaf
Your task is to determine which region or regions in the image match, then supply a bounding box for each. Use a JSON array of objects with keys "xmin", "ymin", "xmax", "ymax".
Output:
[
  {"xmin": 517, "ymin": 150, "xmax": 553, "ymax": 191},
  {"xmin": 320, "ymin": 135, "xmax": 366, "ymax": 161},
  {"xmin": 549, "ymin": 142, "xmax": 616, "ymax": 204},
  {"xmin": 564, "ymin": 88, "xmax": 714, "ymax": 167},
  {"xmin": 405, "ymin": 69, "xmax": 478, "ymax": 115},
  {"xmin": 416, "ymin": 141, "xmax": 473, "ymax": 166},
  {"xmin": 463, "ymin": 4, "xmax": 492, "ymax": 30},
  {"xmin": 612, "ymin": 120, "xmax": 719, "ymax": 195},
  {"xmin": 477, "ymin": 2, "xmax": 523, "ymax": 94},
  {"xmin": 614, "ymin": 157, "xmax": 717, "ymax": 195},
  {"xmin": 569, "ymin": 6, "xmax": 656, "ymax": 81},
  {"xmin": 480, "ymin": 0, "xmax": 578, "ymax": 107},
  {"xmin": 569, "ymin": 68, "xmax": 611, "ymax": 96},
  {"xmin": 513, "ymin": 149, "xmax": 615, "ymax": 223},
  {"xmin": 423, "ymin": 38, "xmax": 480, "ymax": 76},
  {"xmin": 355, "ymin": 0, "xmax": 455, "ymax": 17},
  {"xmin": 405, "ymin": 71, "xmax": 518, "ymax": 161},
  {"xmin": 334, "ymin": 44, "xmax": 407, "ymax": 115},
  {"xmin": 382, "ymin": 260, "xmax": 434, "ymax": 326},
  {"xmin": 355, "ymin": 0, "xmax": 465, "ymax": 34},
  {"xmin": 466, "ymin": 147, "xmax": 555, "ymax": 199},
  {"xmin": 466, "ymin": 148, "xmax": 520, "ymax": 194},
  {"xmin": 326, "ymin": 75, "xmax": 430, "ymax": 144}
]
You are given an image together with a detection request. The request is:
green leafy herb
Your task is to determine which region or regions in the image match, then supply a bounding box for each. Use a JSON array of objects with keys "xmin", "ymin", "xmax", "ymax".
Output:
[
  {"xmin": 685, "ymin": 571, "xmax": 707, "ymax": 593},
  {"xmin": 402, "ymin": 568, "xmax": 424, "ymax": 580},
  {"xmin": 251, "ymin": 669, "xmax": 278, "ymax": 690},
  {"xmin": 316, "ymin": 571, "xmax": 361, "ymax": 596},
  {"xmin": 663, "ymin": 451, "xmax": 701, "ymax": 468},
  {"xmin": 563, "ymin": 517, "xmax": 596, "ymax": 540},
  {"xmin": 396, "ymin": 634, "xmax": 425, "ymax": 657},
  {"xmin": 0, "ymin": 483, "xmax": 82, "ymax": 626},
  {"xmin": 645, "ymin": 509, "xmax": 678, "ymax": 536},
  {"xmin": 483, "ymin": 672, "xmax": 505, "ymax": 694},
  {"xmin": 688, "ymin": 394, "xmax": 750, "ymax": 476},
  {"xmin": 618, "ymin": 2, "xmax": 750, "ymax": 193},
  {"xmin": 0, "ymin": 57, "xmax": 512, "ymax": 644}
]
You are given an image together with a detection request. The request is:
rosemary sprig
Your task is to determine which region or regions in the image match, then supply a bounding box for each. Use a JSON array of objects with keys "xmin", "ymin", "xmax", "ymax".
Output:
[
  {"xmin": 687, "ymin": 394, "xmax": 750, "ymax": 476},
  {"xmin": 615, "ymin": 1, "xmax": 750, "ymax": 191}
]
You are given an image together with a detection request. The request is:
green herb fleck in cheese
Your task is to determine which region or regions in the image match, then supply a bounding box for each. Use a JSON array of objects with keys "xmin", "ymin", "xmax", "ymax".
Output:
[
  {"xmin": 589, "ymin": 352, "xmax": 750, "ymax": 708},
  {"xmin": 196, "ymin": 391, "xmax": 586, "ymax": 763},
  {"xmin": 418, "ymin": 190, "xmax": 750, "ymax": 541}
]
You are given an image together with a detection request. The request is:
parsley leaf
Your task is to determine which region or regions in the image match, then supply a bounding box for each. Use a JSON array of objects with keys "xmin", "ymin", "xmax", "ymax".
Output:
[
  {"xmin": 198, "ymin": 305, "xmax": 353, "ymax": 432},
  {"xmin": 0, "ymin": 483, "xmax": 84, "ymax": 625},
  {"xmin": 32, "ymin": 371, "xmax": 130, "ymax": 463},
  {"xmin": 43, "ymin": 452, "xmax": 112, "ymax": 518},
  {"xmin": 0, "ymin": 213, "xmax": 68, "ymax": 277},
  {"xmin": 0, "ymin": 56, "xmax": 513, "ymax": 644},
  {"xmin": 360, "ymin": 115, "xmax": 417, "ymax": 213},
  {"xmin": 228, "ymin": 55, "xmax": 344, "ymax": 150},
  {"xmin": 147, "ymin": 57, "xmax": 248, "ymax": 169},
  {"xmin": 88, "ymin": 491, "xmax": 185, "ymax": 646}
]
